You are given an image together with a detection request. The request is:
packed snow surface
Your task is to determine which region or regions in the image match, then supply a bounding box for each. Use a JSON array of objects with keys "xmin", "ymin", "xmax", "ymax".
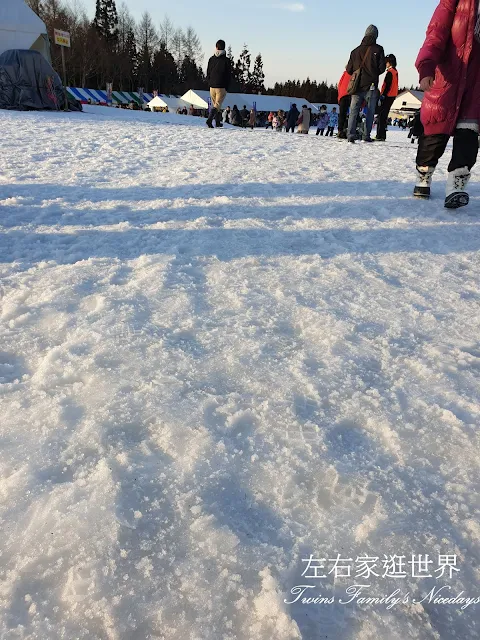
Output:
[{"xmin": 0, "ymin": 106, "xmax": 479, "ymax": 639}]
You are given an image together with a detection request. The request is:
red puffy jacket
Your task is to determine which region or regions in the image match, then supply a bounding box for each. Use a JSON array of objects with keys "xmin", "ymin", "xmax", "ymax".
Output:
[
  {"xmin": 416, "ymin": 0, "xmax": 480, "ymax": 135},
  {"xmin": 337, "ymin": 71, "xmax": 352, "ymax": 101}
]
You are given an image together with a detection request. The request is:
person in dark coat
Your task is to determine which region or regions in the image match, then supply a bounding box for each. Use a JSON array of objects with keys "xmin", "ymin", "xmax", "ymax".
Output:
[
  {"xmin": 345, "ymin": 25, "xmax": 386, "ymax": 143},
  {"xmin": 240, "ymin": 105, "xmax": 249, "ymax": 127},
  {"xmin": 206, "ymin": 39, "xmax": 231, "ymax": 128},
  {"xmin": 285, "ymin": 103, "xmax": 299, "ymax": 133},
  {"xmin": 230, "ymin": 105, "xmax": 242, "ymax": 126}
]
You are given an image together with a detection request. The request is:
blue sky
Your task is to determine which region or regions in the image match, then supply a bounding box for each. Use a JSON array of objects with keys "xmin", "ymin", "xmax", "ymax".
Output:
[{"xmin": 83, "ymin": 0, "xmax": 439, "ymax": 88}]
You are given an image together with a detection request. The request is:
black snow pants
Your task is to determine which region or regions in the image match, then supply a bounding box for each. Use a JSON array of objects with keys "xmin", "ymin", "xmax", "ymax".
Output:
[
  {"xmin": 338, "ymin": 95, "xmax": 351, "ymax": 136},
  {"xmin": 416, "ymin": 128, "xmax": 479, "ymax": 172},
  {"xmin": 376, "ymin": 96, "xmax": 395, "ymax": 139}
]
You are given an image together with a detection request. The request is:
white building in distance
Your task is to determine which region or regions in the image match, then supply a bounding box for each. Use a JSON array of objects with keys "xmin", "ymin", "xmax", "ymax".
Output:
[{"xmin": 391, "ymin": 90, "xmax": 424, "ymax": 113}]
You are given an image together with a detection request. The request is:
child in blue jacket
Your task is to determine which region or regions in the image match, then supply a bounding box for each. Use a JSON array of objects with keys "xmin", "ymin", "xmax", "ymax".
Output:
[
  {"xmin": 326, "ymin": 108, "xmax": 338, "ymax": 136},
  {"xmin": 316, "ymin": 105, "xmax": 329, "ymax": 135}
]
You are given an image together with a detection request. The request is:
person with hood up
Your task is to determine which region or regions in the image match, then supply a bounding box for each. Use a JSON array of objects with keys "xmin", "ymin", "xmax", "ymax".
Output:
[
  {"xmin": 223, "ymin": 106, "xmax": 231, "ymax": 124},
  {"xmin": 230, "ymin": 105, "xmax": 242, "ymax": 127},
  {"xmin": 286, "ymin": 103, "xmax": 300, "ymax": 133},
  {"xmin": 316, "ymin": 105, "xmax": 329, "ymax": 135},
  {"xmin": 413, "ymin": 0, "xmax": 480, "ymax": 209},
  {"xmin": 375, "ymin": 54, "xmax": 399, "ymax": 141},
  {"xmin": 206, "ymin": 39, "xmax": 232, "ymax": 128},
  {"xmin": 345, "ymin": 25, "xmax": 386, "ymax": 143},
  {"xmin": 240, "ymin": 105, "xmax": 249, "ymax": 127},
  {"xmin": 297, "ymin": 105, "xmax": 311, "ymax": 134}
]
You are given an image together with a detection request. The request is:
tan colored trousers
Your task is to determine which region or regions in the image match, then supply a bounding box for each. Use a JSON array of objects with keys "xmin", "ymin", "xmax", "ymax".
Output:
[{"xmin": 210, "ymin": 88, "xmax": 227, "ymax": 111}]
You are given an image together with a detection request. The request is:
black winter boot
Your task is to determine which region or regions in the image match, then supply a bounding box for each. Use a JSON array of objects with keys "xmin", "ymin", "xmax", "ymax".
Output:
[
  {"xmin": 215, "ymin": 111, "xmax": 223, "ymax": 128},
  {"xmin": 413, "ymin": 166, "xmax": 435, "ymax": 199},
  {"xmin": 206, "ymin": 108, "xmax": 216, "ymax": 128}
]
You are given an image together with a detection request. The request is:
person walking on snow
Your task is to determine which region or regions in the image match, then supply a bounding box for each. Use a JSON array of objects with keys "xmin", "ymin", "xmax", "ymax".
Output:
[
  {"xmin": 286, "ymin": 103, "xmax": 300, "ymax": 133},
  {"xmin": 413, "ymin": 0, "xmax": 480, "ymax": 209},
  {"xmin": 337, "ymin": 72, "xmax": 352, "ymax": 139},
  {"xmin": 206, "ymin": 39, "xmax": 231, "ymax": 128},
  {"xmin": 326, "ymin": 107, "xmax": 338, "ymax": 136},
  {"xmin": 345, "ymin": 25, "xmax": 386, "ymax": 143},
  {"xmin": 296, "ymin": 105, "xmax": 311, "ymax": 134},
  {"xmin": 230, "ymin": 105, "xmax": 242, "ymax": 126},
  {"xmin": 375, "ymin": 54, "xmax": 399, "ymax": 141},
  {"xmin": 316, "ymin": 105, "xmax": 329, "ymax": 135},
  {"xmin": 240, "ymin": 105, "xmax": 249, "ymax": 128}
]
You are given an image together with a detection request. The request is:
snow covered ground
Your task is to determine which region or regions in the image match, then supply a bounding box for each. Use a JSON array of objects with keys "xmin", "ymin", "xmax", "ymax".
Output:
[{"xmin": 0, "ymin": 105, "xmax": 479, "ymax": 639}]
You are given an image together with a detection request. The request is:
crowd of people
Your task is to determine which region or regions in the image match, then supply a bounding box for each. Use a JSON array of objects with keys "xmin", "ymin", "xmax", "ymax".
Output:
[
  {"xmin": 204, "ymin": 32, "xmax": 402, "ymax": 142},
  {"xmin": 203, "ymin": 0, "xmax": 480, "ymax": 211}
]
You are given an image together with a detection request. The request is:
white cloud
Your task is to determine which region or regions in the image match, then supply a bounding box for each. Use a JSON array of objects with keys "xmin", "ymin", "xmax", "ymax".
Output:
[{"xmin": 273, "ymin": 3, "xmax": 306, "ymax": 11}]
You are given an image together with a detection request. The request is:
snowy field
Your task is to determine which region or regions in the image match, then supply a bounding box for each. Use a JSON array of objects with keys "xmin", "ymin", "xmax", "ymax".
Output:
[{"xmin": 0, "ymin": 105, "xmax": 479, "ymax": 640}]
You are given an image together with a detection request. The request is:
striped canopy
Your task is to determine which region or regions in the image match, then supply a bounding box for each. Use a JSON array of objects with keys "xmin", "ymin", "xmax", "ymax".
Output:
[{"xmin": 66, "ymin": 88, "xmax": 153, "ymax": 105}]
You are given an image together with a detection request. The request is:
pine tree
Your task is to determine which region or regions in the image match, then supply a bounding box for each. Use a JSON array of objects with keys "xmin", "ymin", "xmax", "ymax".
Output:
[
  {"xmin": 179, "ymin": 56, "xmax": 206, "ymax": 93},
  {"xmin": 122, "ymin": 27, "xmax": 137, "ymax": 90},
  {"xmin": 152, "ymin": 43, "xmax": 178, "ymax": 94},
  {"xmin": 227, "ymin": 47, "xmax": 241, "ymax": 92},
  {"xmin": 94, "ymin": 0, "xmax": 119, "ymax": 48},
  {"xmin": 235, "ymin": 44, "xmax": 251, "ymax": 92},
  {"xmin": 250, "ymin": 54, "xmax": 265, "ymax": 94},
  {"xmin": 136, "ymin": 11, "xmax": 158, "ymax": 90}
]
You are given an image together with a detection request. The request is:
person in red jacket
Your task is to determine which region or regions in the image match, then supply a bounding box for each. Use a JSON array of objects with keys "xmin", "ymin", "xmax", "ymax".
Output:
[
  {"xmin": 337, "ymin": 71, "xmax": 352, "ymax": 139},
  {"xmin": 414, "ymin": 0, "xmax": 480, "ymax": 208},
  {"xmin": 375, "ymin": 54, "xmax": 398, "ymax": 141}
]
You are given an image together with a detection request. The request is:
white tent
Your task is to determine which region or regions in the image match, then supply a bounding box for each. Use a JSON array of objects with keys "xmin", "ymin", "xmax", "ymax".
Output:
[
  {"xmin": 252, "ymin": 94, "xmax": 319, "ymax": 113},
  {"xmin": 147, "ymin": 96, "xmax": 169, "ymax": 110},
  {"xmin": 182, "ymin": 89, "xmax": 249, "ymax": 111},
  {"xmin": 0, "ymin": 0, "xmax": 50, "ymax": 62},
  {"xmin": 182, "ymin": 89, "xmax": 319, "ymax": 113},
  {"xmin": 148, "ymin": 95, "xmax": 192, "ymax": 112}
]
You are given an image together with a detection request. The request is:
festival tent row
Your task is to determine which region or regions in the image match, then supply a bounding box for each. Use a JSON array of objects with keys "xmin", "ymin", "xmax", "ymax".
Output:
[
  {"xmin": 65, "ymin": 88, "xmax": 318, "ymax": 114},
  {"xmin": 182, "ymin": 89, "xmax": 319, "ymax": 113},
  {"xmin": 66, "ymin": 88, "xmax": 155, "ymax": 105},
  {"xmin": 0, "ymin": 0, "xmax": 51, "ymax": 62}
]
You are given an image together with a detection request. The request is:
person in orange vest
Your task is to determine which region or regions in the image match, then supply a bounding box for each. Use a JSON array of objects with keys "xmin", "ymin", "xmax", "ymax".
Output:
[
  {"xmin": 337, "ymin": 71, "xmax": 352, "ymax": 139},
  {"xmin": 375, "ymin": 54, "xmax": 399, "ymax": 141}
]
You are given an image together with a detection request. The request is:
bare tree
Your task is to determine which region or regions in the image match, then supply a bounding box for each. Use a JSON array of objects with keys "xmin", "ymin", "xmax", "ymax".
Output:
[
  {"xmin": 117, "ymin": 2, "xmax": 135, "ymax": 51},
  {"xmin": 182, "ymin": 26, "xmax": 202, "ymax": 65},
  {"xmin": 171, "ymin": 27, "xmax": 184, "ymax": 65},
  {"xmin": 25, "ymin": 0, "xmax": 43, "ymax": 15},
  {"xmin": 159, "ymin": 15, "xmax": 175, "ymax": 50},
  {"xmin": 136, "ymin": 11, "xmax": 158, "ymax": 53}
]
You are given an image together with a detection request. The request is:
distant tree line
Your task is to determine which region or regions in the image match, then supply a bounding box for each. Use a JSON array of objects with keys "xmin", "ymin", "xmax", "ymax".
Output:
[
  {"xmin": 267, "ymin": 80, "xmax": 339, "ymax": 105},
  {"xmin": 25, "ymin": 0, "xmax": 266, "ymax": 95},
  {"xmin": 25, "ymin": 2, "xmax": 420, "ymax": 101}
]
